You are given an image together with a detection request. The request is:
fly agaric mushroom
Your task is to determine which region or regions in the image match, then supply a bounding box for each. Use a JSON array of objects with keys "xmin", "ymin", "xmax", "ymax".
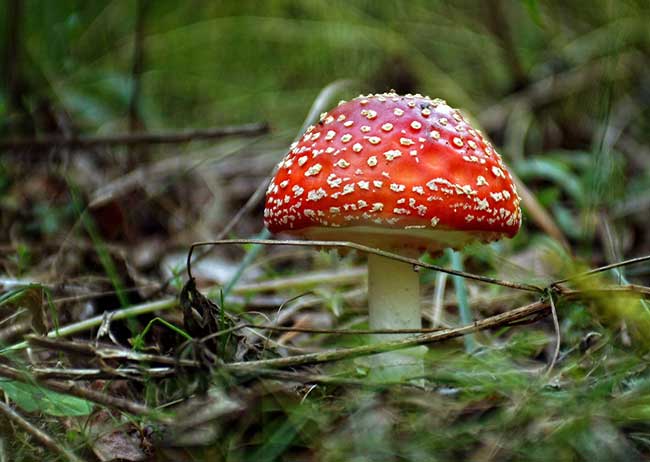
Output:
[{"xmin": 264, "ymin": 92, "xmax": 521, "ymax": 377}]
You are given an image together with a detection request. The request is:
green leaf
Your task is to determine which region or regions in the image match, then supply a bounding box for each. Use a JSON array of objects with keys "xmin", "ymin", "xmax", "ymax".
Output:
[
  {"xmin": 520, "ymin": 0, "xmax": 544, "ymax": 28},
  {"xmin": 0, "ymin": 380, "xmax": 93, "ymax": 416}
]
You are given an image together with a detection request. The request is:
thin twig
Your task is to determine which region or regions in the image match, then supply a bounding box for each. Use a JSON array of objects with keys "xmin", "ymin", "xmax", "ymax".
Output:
[
  {"xmin": 204, "ymin": 322, "xmax": 446, "ymax": 339},
  {"xmin": 552, "ymin": 254, "xmax": 650, "ymax": 286},
  {"xmin": 187, "ymin": 239, "xmax": 544, "ymax": 293},
  {"xmin": 234, "ymin": 266, "xmax": 365, "ymax": 293},
  {"xmin": 31, "ymin": 367, "xmax": 175, "ymax": 381},
  {"xmin": 248, "ymin": 324, "xmax": 446, "ymax": 335},
  {"xmin": 89, "ymin": 136, "xmax": 263, "ymax": 208},
  {"xmin": 544, "ymin": 293, "xmax": 561, "ymax": 377},
  {"xmin": 243, "ymin": 368, "xmax": 424, "ymax": 390},
  {"xmin": 558, "ymin": 285, "xmax": 650, "ymax": 297},
  {"xmin": 0, "ymin": 399, "xmax": 87, "ymax": 462},
  {"xmin": 224, "ymin": 300, "xmax": 551, "ymax": 371},
  {"xmin": 25, "ymin": 335, "xmax": 198, "ymax": 367},
  {"xmin": 0, "ymin": 122, "xmax": 270, "ymax": 150}
]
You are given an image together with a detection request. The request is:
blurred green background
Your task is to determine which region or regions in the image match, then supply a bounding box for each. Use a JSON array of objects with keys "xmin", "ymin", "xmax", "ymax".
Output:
[{"xmin": 3, "ymin": 0, "xmax": 647, "ymax": 134}]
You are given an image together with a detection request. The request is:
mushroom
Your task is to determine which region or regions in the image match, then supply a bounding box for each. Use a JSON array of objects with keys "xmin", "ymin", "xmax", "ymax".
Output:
[{"xmin": 264, "ymin": 92, "xmax": 522, "ymax": 379}]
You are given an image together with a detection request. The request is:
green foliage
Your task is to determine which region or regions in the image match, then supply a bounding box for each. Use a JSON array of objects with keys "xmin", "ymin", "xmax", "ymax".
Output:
[
  {"xmin": 130, "ymin": 316, "xmax": 192, "ymax": 351},
  {"xmin": 0, "ymin": 380, "xmax": 93, "ymax": 416},
  {"xmin": 9, "ymin": 243, "xmax": 31, "ymax": 276},
  {"xmin": 3, "ymin": 0, "xmax": 646, "ymax": 135},
  {"xmin": 68, "ymin": 180, "xmax": 131, "ymax": 309}
]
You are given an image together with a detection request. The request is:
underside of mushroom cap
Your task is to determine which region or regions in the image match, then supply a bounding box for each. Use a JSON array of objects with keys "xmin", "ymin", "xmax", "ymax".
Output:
[{"xmin": 293, "ymin": 226, "xmax": 505, "ymax": 258}]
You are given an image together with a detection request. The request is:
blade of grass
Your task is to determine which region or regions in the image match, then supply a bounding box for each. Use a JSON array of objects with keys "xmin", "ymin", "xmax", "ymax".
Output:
[
  {"xmin": 131, "ymin": 317, "xmax": 193, "ymax": 351},
  {"xmin": 431, "ymin": 270, "xmax": 448, "ymax": 327},
  {"xmin": 0, "ymin": 297, "xmax": 177, "ymax": 354},
  {"xmin": 68, "ymin": 180, "xmax": 130, "ymax": 309},
  {"xmin": 222, "ymin": 228, "xmax": 270, "ymax": 297},
  {"xmin": 448, "ymin": 249, "xmax": 475, "ymax": 353}
]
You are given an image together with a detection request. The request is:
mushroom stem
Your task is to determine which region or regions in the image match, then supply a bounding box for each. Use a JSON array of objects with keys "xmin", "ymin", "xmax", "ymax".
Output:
[{"xmin": 367, "ymin": 253, "xmax": 424, "ymax": 380}]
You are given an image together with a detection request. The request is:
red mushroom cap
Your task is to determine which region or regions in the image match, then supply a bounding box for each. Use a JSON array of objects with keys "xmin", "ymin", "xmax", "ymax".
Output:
[{"xmin": 264, "ymin": 92, "xmax": 522, "ymax": 255}]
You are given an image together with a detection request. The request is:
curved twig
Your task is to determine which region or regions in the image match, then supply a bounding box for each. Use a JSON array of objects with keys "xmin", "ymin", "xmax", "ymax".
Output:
[
  {"xmin": 551, "ymin": 254, "xmax": 650, "ymax": 286},
  {"xmin": 186, "ymin": 239, "xmax": 544, "ymax": 293}
]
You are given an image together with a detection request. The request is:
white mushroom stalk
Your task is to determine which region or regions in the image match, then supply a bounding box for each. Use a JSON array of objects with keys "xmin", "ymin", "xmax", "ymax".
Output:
[{"xmin": 367, "ymin": 253, "xmax": 424, "ymax": 380}]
